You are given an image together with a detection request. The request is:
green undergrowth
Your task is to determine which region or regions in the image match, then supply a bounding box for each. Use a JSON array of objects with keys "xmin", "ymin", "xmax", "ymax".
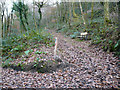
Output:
[
  {"xmin": 48, "ymin": 16, "xmax": 120, "ymax": 58},
  {"xmin": 2, "ymin": 29, "xmax": 55, "ymax": 65}
]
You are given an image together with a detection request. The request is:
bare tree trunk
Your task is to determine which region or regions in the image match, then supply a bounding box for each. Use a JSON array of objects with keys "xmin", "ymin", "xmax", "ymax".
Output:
[
  {"xmin": 57, "ymin": 4, "xmax": 59, "ymax": 29},
  {"xmin": 62, "ymin": 2, "xmax": 66, "ymax": 22},
  {"xmin": 56, "ymin": 2, "xmax": 60, "ymax": 29},
  {"xmin": 68, "ymin": 2, "xmax": 72, "ymax": 28},
  {"xmin": 1, "ymin": 10, "xmax": 4, "ymax": 37},
  {"xmin": 104, "ymin": 0, "xmax": 109, "ymax": 25},
  {"xmin": 1, "ymin": 2, "xmax": 5, "ymax": 38},
  {"xmin": 6, "ymin": 8, "xmax": 10, "ymax": 36},
  {"xmin": 91, "ymin": 2, "xmax": 94, "ymax": 21},
  {"xmin": 79, "ymin": 1, "xmax": 86, "ymax": 26},
  {"xmin": 64, "ymin": 2, "xmax": 68, "ymax": 23},
  {"xmin": 85, "ymin": 2, "xmax": 88, "ymax": 25},
  {"xmin": 4, "ymin": 17, "xmax": 7, "ymax": 37},
  {"xmin": 7, "ymin": 16, "xmax": 10, "ymax": 36},
  {"xmin": 33, "ymin": 0, "xmax": 37, "ymax": 30},
  {"xmin": 72, "ymin": 2, "xmax": 79, "ymax": 18},
  {"xmin": 19, "ymin": 11, "xmax": 27, "ymax": 32},
  {"xmin": 9, "ymin": 12, "xmax": 13, "ymax": 35}
]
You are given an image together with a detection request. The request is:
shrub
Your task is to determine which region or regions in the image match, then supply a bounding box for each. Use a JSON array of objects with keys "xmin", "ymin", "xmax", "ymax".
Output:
[{"xmin": 2, "ymin": 29, "xmax": 54, "ymax": 63}]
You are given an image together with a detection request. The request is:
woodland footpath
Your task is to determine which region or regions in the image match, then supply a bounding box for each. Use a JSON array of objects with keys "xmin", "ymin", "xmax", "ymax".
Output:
[
  {"xmin": 0, "ymin": 0, "xmax": 120, "ymax": 89},
  {"xmin": 2, "ymin": 30, "xmax": 119, "ymax": 88}
]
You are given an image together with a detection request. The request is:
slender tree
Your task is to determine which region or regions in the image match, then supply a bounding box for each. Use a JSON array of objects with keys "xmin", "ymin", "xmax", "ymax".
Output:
[
  {"xmin": 79, "ymin": 1, "xmax": 86, "ymax": 26},
  {"xmin": 13, "ymin": 2, "xmax": 25, "ymax": 31},
  {"xmin": 104, "ymin": 0, "xmax": 110, "ymax": 25},
  {"xmin": 33, "ymin": 0, "xmax": 37, "ymax": 29},
  {"xmin": 6, "ymin": 8, "xmax": 10, "ymax": 36},
  {"xmin": 64, "ymin": 2, "xmax": 69, "ymax": 23},
  {"xmin": 4, "ymin": 16, "xmax": 7, "ymax": 37},
  {"xmin": 9, "ymin": 11, "xmax": 14, "ymax": 35},
  {"xmin": 56, "ymin": 2, "xmax": 59, "ymax": 29},
  {"xmin": 84, "ymin": 2, "xmax": 88, "ymax": 25},
  {"xmin": 68, "ymin": 2, "xmax": 72, "ymax": 28},
  {"xmin": 72, "ymin": 2, "xmax": 79, "ymax": 18},
  {"xmin": 91, "ymin": 2, "xmax": 94, "ymax": 21},
  {"xmin": 1, "ymin": 2, "xmax": 5, "ymax": 37},
  {"xmin": 34, "ymin": 1, "xmax": 44, "ymax": 23}
]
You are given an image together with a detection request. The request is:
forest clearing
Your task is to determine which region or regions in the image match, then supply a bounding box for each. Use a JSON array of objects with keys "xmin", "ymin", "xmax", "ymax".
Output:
[{"xmin": 0, "ymin": 0, "xmax": 120, "ymax": 89}]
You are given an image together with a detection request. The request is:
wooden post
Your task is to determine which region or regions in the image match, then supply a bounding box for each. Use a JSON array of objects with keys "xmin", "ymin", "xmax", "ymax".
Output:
[{"xmin": 54, "ymin": 37, "xmax": 58, "ymax": 58}]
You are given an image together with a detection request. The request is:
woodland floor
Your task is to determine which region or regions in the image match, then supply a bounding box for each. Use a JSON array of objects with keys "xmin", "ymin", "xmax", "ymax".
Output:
[{"xmin": 1, "ymin": 30, "xmax": 120, "ymax": 88}]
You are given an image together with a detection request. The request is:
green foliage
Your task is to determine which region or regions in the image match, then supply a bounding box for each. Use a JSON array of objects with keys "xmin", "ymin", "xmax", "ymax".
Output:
[
  {"xmin": 92, "ymin": 36, "xmax": 102, "ymax": 44},
  {"xmin": 44, "ymin": 2, "xmax": 120, "ymax": 57},
  {"xmin": 70, "ymin": 31, "xmax": 80, "ymax": 39},
  {"xmin": 87, "ymin": 17, "xmax": 120, "ymax": 56},
  {"xmin": 70, "ymin": 34, "xmax": 76, "ymax": 39},
  {"xmin": 24, "ymin": 50, "xmax": 32, "ymax": 56},
  {"xmin": 2, "ymin": 58, "xmax": 13, "ymax": 67},
  {"xmin": 12, "ymin": 1, "xmax": 29, "ymax": 31},
  {"xmin": 48, "ymin": 11, "xmax": 119, "ymax": 57},
  {"xmin": 114, "ymin": 40, "xmax": 120, "ymax": 49},
  {"xmin": 24, "ymin": 29, "xmax": 54, "ymax": 44},
  {"xmin": 2, "ymin": 29, "xmax": 54, "ymax": 63},
  {"xmin": 35, "ymin": 51, "xmax": 47, "ymax": 55},
  {"xmin": 33, "ymin": 57, "xmax": 40, "ymax": 67},
  {"xmin": 12, "ymin": 2, "xmax": 28, "ymax": 13}
]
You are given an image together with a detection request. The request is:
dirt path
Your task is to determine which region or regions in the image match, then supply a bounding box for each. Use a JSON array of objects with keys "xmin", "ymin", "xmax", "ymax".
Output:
[
  {"xmin": 49, "ymin": 30, "xmax": 119, "ymax": 88},
  {"xmin": 50, "ymin": 30, "xmax": 119, "ymax": 70},
  {"xmin": 2, "ymin": 30, "xmax": 119, "ymax": 88}
]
